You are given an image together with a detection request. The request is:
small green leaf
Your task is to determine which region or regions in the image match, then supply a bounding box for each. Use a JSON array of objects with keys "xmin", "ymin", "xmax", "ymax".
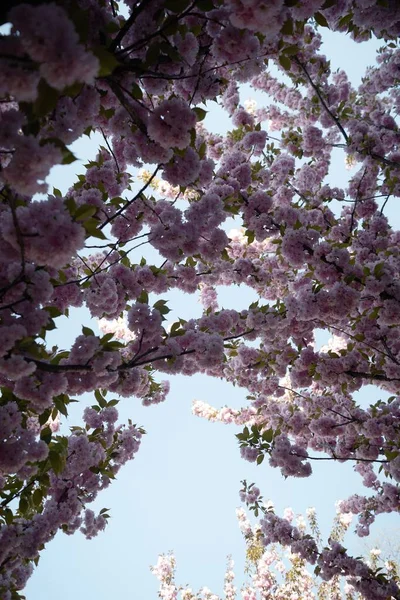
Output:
[
  {"xmin": 100, "ymin": 333, "xmax": 114, "ymax": 344},
  {"xmin": 82, "ymin": 326, "xmax": 95, "ymax": 336},
  {"xmin": 153, "ymin": 300, "xmax": 170, "ymax": 315},
  {"xmin": 198, "ymin": 141, "xmax": 207, "ymax": 159},
  {"xmin": 38, "ymin": 409, "xmax": 51, "ymax": 426},
  {"xmin": 49, "ymin": 451, "xmax": 64, "ymax": 475},
  {"xmin": 279, "ymin": 55, "xmax": 292, "ymax": 71},
  {"xmin": 19, "ymin": 496, "xmax": 29, "ymax": 514},
  {"xmin": 33, "ymin": 80, "xmax": 60, "ymax": 117},
  {"xmin": 245, "ymin": 230, "xmax": 255, "ymax": 244},
  {"xmin": 95, "ymin": 389, "xmax": 107, "ymax": 408},
  {"xmin": 75, "ymin": 204, "xmax": 98, "ymax": 221},
  {"xmin": 4, "ymin": 508, "xmax": 13, "ymax": 525},
  {"xmin": 281, "ymin": 18, "xmax": 294, "ymax": 35},
  {"xmin": 262, "ymin": 428, "xmax": 274, "ymax": 443},
  {"xmin": 338, "ymin": 13, "xmax": 353, "ymax": 28},
  {"xmin": 107, "ymin": 399, "xmax": 119, "ymax": 407},
  {"xmin": 137, "ymin": 290, "xmax": 149, "ymax": 304},
  {"xmin": 61, "ymin": 148, "xmax": 77, "ymax": 165},
  {"xmin": 196, "ymin": 0, "xmax": 214, "ymax": 10},
  {"xmin": 283, "ymin": 44, "xmax": 299, "ymax": 56},
  {"xmin": 84, "ymin": 219, "xmax": 107, "ymax": 239},
  {"xmin": 193, "ymin": 107, "xmax": 207, "ymax": 121},
  {"xmin": 146, "ymin": 42, "xmax": 161, "ymax": 65},
  {"xmin": 314, "ymin": 12, "xmax": 329, "ymax": 27},
  {"xmin": 93, "ymin": 46, "xmax": 119, "ymax": 76},
  {"xmin": 131, "ymin": 82, "xmax": 143, "ymax": 99},
  {"xmin": 165, "ymin": 0, "xmax": 191, "ymax": 11},
  {"xmin": 32, "ymin": 489, "xmax": 43, "ymax": 507},
  {"xmin": 40, "ymin": 427, "xmax": 52, "ymax": 444}
]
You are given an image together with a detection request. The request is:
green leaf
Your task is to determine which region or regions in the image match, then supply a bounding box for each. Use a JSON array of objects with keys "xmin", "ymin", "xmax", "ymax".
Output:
[
  {"xmin": 95, "ymin": 389, "xmax": 107, "ymax": 408},
  {"xmin": 170, "ymin": 321, "xmax": 185, "ymax": 337},
  {"xmin": 62, "ymin": 148, "xmax": 77, "ymax": 165},
  {"xmin": 314, "ymin": 12, "xmax": 329, "ymax": 27},
  {"xmin": 193, "ymin": 107, "xmax": 207, "ymax": 121},
  {"xmin": 92, "ymin": 46, "xmax": 119, "ymax": 77},
  {"xmin": 159, "ymin": 41, "xmax": 181, "ymax": 62},
  {"xmin": 137, "ymin": 290, "xmax": 149, "ymax": 304},
  {"xmin": 32, "ymin": 489, "xmax": 43, "ymax": 507},
  {"xmin": 33, "ymin": 80, "xmax": 60, "ymax": 117},
  {"xmin": 262, "ymin": 428, "xmax": 274, "ymax": 443},
  {"xmin": 82, "ymin": 326, "xmax": 95, "ymax": 336},
  {"xmin": 165, "ymin": 0, "xmax": 191, "ymax": 11},
  {"xmin": 4, "ymin": 508, "xmax": 13, "ymax": 525},
  {"xmin": 38, "ymin": 408, "xmax": 51, "ymax": 426},
  {"xmin": 54, "ymin": 397, "xmax": 68, "ymax": 417},
  {"xmin": 385, "ymin": 450, "xmax": 399, "ymax": 462},
  {"xmin": 40, "ymin": 427, "xmax": 52, "ymax": 445},
  {"xmin": 84, "ymin": 219, "xmax": 107, "ymax": 240},
  {"xmin": 40, "ymin": 137, "xmax": 77, "ymax": 165},
  {"xmin": 196, "ymin": 0, "xmax": 214, "ymax": 10},
  {"xmin": 49, "ymin": 450, "xmax": 64, "ymax": 475},
  {"xmin": 100, "ymin": 333, "xmax": 114, "ymax": 345},
  {"xmin": 373, "ymin": 263, "xmax": 384, "ymax": 278},
  {"xmin": 281, "ymin": 18, "xmax": 294, "ymax": 36},
  {"xmin": 65, "ymin": 196, "xmax": 77, "ymax": 214},
  {"xmin": 153, "ymin": 300, "xmax": 170, "ymax": 315},
  {"xmin": 107, "ymin": 399, "xmax": 119, "ymax": 407},
  {"xmin": 256, "ymin": 454, "xmax": 264, "ymax": 465},
  {"xmin": 283, "ymin": 44, "xmax": 299, "ymax": 56},
  {"xmin": 198, "ymin": 141, "xmax": 207, "ymax": 159},
  {"xmin": 338, "ymin": 13, "xmax": 353, "ymax": 28},
  {"xmin": 245, "ymin": 230, "xmax": 255, "ymax": 244},
  {"xmin": 74, "ymin": 204, "xmax": 98, "ymax": 221},
  {"xmin": 100, "ymin": 106, "xmax": 115, "ymax": 119},
  {"xmin": 19, "ymin": 496, "xmax": 29, "ymax": 515},
  {"xmin": 146, "ymin": 42, "xmax": 161, "ymax": 65},
  {"xmin": 131, "ymin": 82, "xmax": 143, "ymax": 100},
  {"xmin": 279, "ymin": 55, "xmax": 292, "ymax": 71}
]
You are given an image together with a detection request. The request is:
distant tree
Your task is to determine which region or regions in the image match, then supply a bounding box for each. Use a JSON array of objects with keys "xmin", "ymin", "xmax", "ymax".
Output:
[{"xmin": 152, "ymin": 498, "xmax": 400, "ymax": 600}]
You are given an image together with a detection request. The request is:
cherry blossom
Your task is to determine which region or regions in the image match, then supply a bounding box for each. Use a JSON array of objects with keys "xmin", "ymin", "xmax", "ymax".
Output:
[{"xmin": 1, "ymin": 1, "xmax": 400, "ymax": 598}]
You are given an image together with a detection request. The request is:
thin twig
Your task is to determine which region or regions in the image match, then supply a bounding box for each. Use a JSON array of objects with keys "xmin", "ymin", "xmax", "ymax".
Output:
[
  {"xmin": 294, "ymin": 57, "xmax": 349, "ymax": 144},
  {"xmin": 100, "ymin": 166, "xmax": 160, "ymax": 229}
]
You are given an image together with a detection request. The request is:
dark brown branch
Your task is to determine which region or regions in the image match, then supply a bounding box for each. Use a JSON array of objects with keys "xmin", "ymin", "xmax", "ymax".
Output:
[
  {"xmin": 345, "ymin": 370, "xmax": 400, "ymax": 383},
  {"xmin": 99, "ymin": 165, "xmax": 160, "ymax": 229},
  {"xmin": 27, "ymin": 330, "xmax": 255, "ymax": 374},
  {"xmin": 108, "ymin": 0, "xmax": 154, "ymax": 52},
  {"xmin": 115, "ymin": 1, "xmax": 198, "ymax": 57},
  {"xmin": 294, "ymin": 57, "xmax": 350, "ymax": 144},
  {"xmin": 100, "ymin": 127, "xmax": 120, "ymax": 173},
  {"xmin": 1, "ymin": 479, "xmax": 36, "ymax": 508},
  {"xmin": 291, "ymin": 451, "xmax": 388, "ymax": 464}
]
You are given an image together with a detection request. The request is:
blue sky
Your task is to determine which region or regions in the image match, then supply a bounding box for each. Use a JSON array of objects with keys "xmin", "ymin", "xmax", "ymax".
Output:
[{"xmin": 24, "ymin": 28, "xmax": 399, "ymax": 600}]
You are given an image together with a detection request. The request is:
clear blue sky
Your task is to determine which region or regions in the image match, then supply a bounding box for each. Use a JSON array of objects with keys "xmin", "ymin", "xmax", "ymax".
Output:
[{"xmin": 24, "ymin": 29, "xmax": 398, "ymax": 599}]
